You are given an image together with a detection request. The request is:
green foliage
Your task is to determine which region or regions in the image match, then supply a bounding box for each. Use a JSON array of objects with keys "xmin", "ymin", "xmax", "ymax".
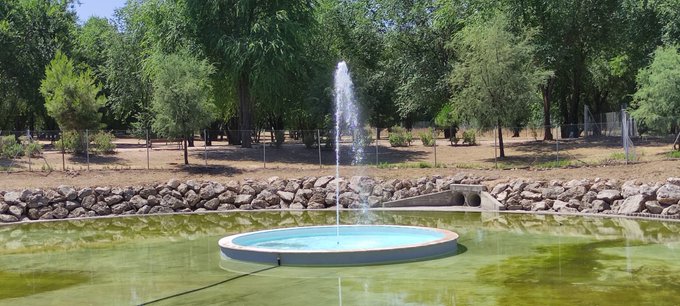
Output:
[
  {"xmin": 302, "ymin": 131, "xmax": 317, "ymax": 149},
  {"xmin": 534, "ymin": 159, "xmax": 572, "ymax": 169},
  {"xmin": 356, "ymin": 128, "xmax": 374, "ymax": 147},
  {"xmin": 667, "ymin": 151, "xmax": 680, "ymax": 159},
  {"xmin": 150, "ymin": 52, "xmax": 215, "ymax": 140},
  {"xmin": 0, "ymin": 136, "xmax": 23, "ymax": 159},
  {"xmin": 448, "ymin": 12, "xmax": 549, "ymax": 156},
  {"xmin": 377, "ymin": 162, "xmax": 447, "ymax": 169},
  {"xmin": 19, "ymin": 136, "xmax": 42, "ymax": 157},
  {"xmin": 0, "ymin": 1, "xmax": 77, "ymax": 130},
  {"xmin": 273, "ymin": 130, "xmax": 285, "ymax": 148},
  {"xmin": 419, "ymin": 128, "xmax": 436, "ymax": 147},
  {"xmin": 462, "ymin": 130, "xmax": 477, "ymax": 146},
  {"xmin": 388, "ymin": 126, "xmax": 412, "ymax": 147},
  {"xmin": 40, "ymin": 51, "xmax": 106, "ymax": 131},
  {"xmin": 450, "ymin": 135, "xmax": 460, "ymax": 146},
  {"xmin": 632, "ymin": 46, "xmax": 680, "ymax": 134},
  {"xmin": 91, "ymin": 131, "xmax": 116, "ymax": 154},
  {"xmin": 55, "ymin": 131, "xmax": 85, "ymax": 154}
]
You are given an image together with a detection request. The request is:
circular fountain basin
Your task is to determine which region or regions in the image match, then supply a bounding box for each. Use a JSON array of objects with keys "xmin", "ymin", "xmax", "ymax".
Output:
[{"xmin": 218, "ymin": 225, "xmax": 459, "ymax": 266}]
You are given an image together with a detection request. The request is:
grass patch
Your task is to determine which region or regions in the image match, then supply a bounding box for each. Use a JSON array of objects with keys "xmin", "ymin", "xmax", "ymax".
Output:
[
  {"xmin": 533, "ymin": 159, "xmax": 572, "ymax": 168},
  {"xmin": 667, "ymin": 151, "xmax": 680, "ymax": 158},
  {"xmin": 377, "ymin": 162, "xmax": 447, "ymax": 169}
]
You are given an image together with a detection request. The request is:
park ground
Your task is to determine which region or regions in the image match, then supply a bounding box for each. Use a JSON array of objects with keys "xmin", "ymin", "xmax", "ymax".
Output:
[{"xmin": 0, "ymin": 129, "xmax": 677, "ymax": 190}]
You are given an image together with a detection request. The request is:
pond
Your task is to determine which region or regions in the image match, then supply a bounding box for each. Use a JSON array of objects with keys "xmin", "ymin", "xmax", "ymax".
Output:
[{"xmin": 1, "ymin": 210, "xmax": 679, "ymax": 305}]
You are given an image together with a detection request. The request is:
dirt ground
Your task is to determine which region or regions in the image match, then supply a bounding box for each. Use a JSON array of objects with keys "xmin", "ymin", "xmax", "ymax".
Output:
[
  {"xmin": 0, "ymin": 140, "xmax": 680, "ymax": 190},
  {"xmin": 0, "ymin": 132, "xmax": 677, "ymax": 190}
]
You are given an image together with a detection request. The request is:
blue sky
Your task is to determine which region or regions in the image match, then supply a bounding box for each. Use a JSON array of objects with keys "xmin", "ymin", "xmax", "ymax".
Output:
[{"xmin": 74, "ymin": 0, "xmax": 127, "ymax": 22}]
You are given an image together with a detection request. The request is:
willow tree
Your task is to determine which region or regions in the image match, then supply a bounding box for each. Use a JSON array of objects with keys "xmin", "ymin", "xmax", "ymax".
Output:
[
  {"xmin": 632, "ymin": 45, "xmax": 680, "ymax": 140},
  {"xmin": 184, "ymin": 0, "xmax": 316, "ymax": 148},
  {"xmin": 151, "ymin": 52, "xmax": 215, "ymax": 165},
  {"xmin": 448, "ymin": 12, "xmax": 550, "ymax": 158}
]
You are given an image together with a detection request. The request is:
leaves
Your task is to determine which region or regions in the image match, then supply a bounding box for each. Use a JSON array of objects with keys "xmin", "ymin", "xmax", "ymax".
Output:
[{"xmin": 39, "ymin": 51, "xmax": 106, "ymax": 131}]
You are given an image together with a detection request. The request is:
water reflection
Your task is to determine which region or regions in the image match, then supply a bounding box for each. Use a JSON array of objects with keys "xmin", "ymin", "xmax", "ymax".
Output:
[{"xmin": 1, "ymin": 211, "xmax": 679, "ymax": 305}]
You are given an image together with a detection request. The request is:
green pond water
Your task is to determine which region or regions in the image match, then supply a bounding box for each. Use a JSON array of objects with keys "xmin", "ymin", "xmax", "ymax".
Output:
[{"xmin": 1, "ymin": 210, "xmax": 680, "ymax": 305}]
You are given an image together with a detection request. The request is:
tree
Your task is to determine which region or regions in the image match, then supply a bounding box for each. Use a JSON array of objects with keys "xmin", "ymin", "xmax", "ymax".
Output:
[
  {"xmin": 448, "ymin": 12, "xmax": 550, "ymax": 157},
  {"xmin": 185, "ymin": 0, "xmax": 316, "ymax": 148},
  {"xmin": 631, "ymin": 45, "xmax": 680, "ymax": 137},
  {"xmin": 39, "ymin": 51, "xmax": 106, "ymax": 131},
  {"xmin": 0, "ymin": 0, "xmax": 77, "ymax": 131},
  {"xmin": 150, "ymin": 52, "xmax": 215, "ymax": 165}
]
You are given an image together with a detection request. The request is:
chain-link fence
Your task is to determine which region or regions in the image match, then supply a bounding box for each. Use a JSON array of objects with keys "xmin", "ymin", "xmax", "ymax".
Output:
[{"xmin": 0, "ymin": 124, "xmax": 677, "ymax": 173}]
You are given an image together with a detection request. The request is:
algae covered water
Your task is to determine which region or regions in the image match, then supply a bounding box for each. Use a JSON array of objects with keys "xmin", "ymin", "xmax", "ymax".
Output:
[{"xmin": 1, "ymin": 211, "xmax": 680, "ymax": 305}]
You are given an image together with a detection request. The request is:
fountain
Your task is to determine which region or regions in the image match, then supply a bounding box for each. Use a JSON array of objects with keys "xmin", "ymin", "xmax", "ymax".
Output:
[{"xmin": 218, "ymin": 61, "xmax": 459, "ymax": 266}]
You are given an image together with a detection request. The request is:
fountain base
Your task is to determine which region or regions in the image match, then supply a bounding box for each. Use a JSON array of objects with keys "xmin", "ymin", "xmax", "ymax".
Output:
[{"xmin": 219, "ymin": 225, "xmax": 459, "ymax": 266}]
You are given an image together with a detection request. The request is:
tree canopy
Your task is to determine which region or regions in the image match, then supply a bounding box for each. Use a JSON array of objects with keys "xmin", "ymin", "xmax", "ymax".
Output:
[
  {"xmin": 631, "ymin": 45, "xmax": 680, "ymax": 134},
  {"xmin": 150, "ymin": 52, "xmax": 215, "ymax": 164},
  {"xmin": 0, "ymin": 0, "xmax": 678, "ymax": 154},
  {"xmin": 39, "ymin": 51, "xmax": 106, "ymax": 131}
]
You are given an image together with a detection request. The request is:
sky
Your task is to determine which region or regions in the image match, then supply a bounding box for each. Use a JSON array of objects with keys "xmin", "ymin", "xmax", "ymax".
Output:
[{"xmin": 74, "ymin": 0, "xmax": 127, "ymax": 23}]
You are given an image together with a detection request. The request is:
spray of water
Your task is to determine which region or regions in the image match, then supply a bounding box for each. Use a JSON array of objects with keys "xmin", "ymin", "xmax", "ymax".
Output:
[{"xmin": 334, "ymin": 61, "xmax": 366, "ymax": 243}]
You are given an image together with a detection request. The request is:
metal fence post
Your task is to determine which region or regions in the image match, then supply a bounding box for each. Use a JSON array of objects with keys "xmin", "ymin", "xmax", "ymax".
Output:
[
  {"xmin": 204, "ymin": 129, "xmax": 208, "ymax": 167},
  {"xmin": 433, "ymin": 127, "xmax": 437, "ymax": 167},
  {"xmin": 85, "ymin": 129, "xmax": 90, "ymax": 171},
  {"xmin": 494, "ymin": 125, "xmax": 498, "ymax": 169},
  {"xmin": 27, "ymin": 130, "xmax": 31, "ymax": 172},
  {"xmin": 556, "ymin": 125, "xmax": 560, "ymax": 165},
  {"xmin": 375, "ymin": 129, "xmax": 379, "ymax": 166},
  {"xmin": 146, "ymin": 129, "xmax": 150, "ymax": 170},
  {"xmin": 317, "ymin": 129, "xmax": 322, "ymax": 169},
  {"xmin": 61, "ymin": 131, "xmax": 65, "ymax": 171},
  {"xmin": 263, "ymin": 130, "xmax": 266, "ymax": 169}
]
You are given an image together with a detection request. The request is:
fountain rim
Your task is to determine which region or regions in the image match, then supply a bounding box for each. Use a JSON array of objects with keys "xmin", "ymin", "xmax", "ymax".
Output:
[{"xmin": 218, "ymin": 224, "xmax": 459, "ymax": 255}]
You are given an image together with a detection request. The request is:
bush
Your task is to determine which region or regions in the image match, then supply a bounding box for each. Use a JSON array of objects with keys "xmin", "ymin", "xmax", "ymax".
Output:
[
  {"xmin": 19, "ymin": 136, "xmax": 42, "ymax": 157},
  {"xmin": 419, "ymin": 128, "xmax": 436, "ymax": 147},
  {"xmin": 0, "ymin": 136, "xmax": 23, "ymax": 159},
  {"xmin": 450, "ymin": 135, "xmax": 460, "ymax": 145},
  {"xmin": 356, "ymin": 128, "xmax": 374, "ymax": 147},
  {"xmin": 92, "ymin": 131, "xmax": 116, "ymax": 154},
  {"xmin": 274, "ymin": 130, "xmax": 285, "ymax": 148},
  {"xmin": 388, "ymin": 126, "xmax": 412, "ymax": 147},
  {"xmin": 462, "ymin": 129, "xmax": 477, "ymax": 145},
  {"xmin": 55, "ymin": 131, "xmax": 84, "ymax": 153},
  {"xmin": 303, "ymin": 131, "xmax": 317, "ymax": 149}
]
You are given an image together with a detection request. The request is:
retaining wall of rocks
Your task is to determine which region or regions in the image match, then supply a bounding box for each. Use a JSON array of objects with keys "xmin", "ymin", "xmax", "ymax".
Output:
[
  {"xmin": 491, "ymin": 177, "xmax": 680, "ymax": 217},
  {"xmin": 0, "ymin": 174, "xmax": 481, "ymax": 223},
  {"xmin": 1, "ymin": 174, "xmax": 679, "ymax": 224}
]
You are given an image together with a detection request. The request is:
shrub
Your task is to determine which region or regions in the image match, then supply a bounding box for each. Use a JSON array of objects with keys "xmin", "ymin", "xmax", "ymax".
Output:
[
  {"xmin": 462, "ymin": 129, "xmax": 477, "ymax": 145},
  {"xmin": 55, "ymin": 131, "xmax": 86, "ymax": 154},
  {"xmin": 450, "ymin": 135, "xmax": 460, "ymax": 145},
  {"xmin": 19, "ymin": 136, "xmax": 42, "ymax": 157},
  {"xmin": 419, "ymin": 128, "xmax": 436, "ymax": 147},
  {"xmin": 356, "ymin": 128, "xmax": 374, "ymax": 147},
  {"xmin": 92, "ymin": 131, "xmax": 116, "ymax": 154},
  {"xmin": 274, "ymin": 130, "xmax": 285, "ymax": 148},
  {"xmin": 303, "ymin": 131, "xmax": 317, "ymax": 149},
  {"xmin": 0, "ymin": 136, "xmax": 23, "ymax": 159},
  {"xmin": 388, "ymin": 126, "xmax": 412, "ymax": 147}
]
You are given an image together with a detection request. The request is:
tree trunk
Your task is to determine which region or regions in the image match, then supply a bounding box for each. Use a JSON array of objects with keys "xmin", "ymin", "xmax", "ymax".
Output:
[
  {"xmin": 187, "ymin": 134, "xmax": 194, "ymax": 147},
  {"xmin": 183, "ymin": 136, "xmax": 188, "ymax": 165},
  {"xmin": 541, "ymin": 78, "xmax": 554, "ymax": 140},
  {"xmin": 497, "ymin": 120, "xmax": 505, "ymax": 158},
  {"xmin": 238, "ymin": 73, "xmax": 252, "ymax": 148},
  {"xmin": 376, "ymin": 128, "xmax": 381, "ymax": 140}
]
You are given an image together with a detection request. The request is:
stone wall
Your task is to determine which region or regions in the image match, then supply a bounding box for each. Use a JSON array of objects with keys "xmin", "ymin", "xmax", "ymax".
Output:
[
  {"xmin": 0, "ymin": 174, "xmax": 481, "ymax": 223},
  {"xmin": 491, "ymin": 177, "xmax": 680, "ymax": 217},
  {"xmin": 1, "ymin": 174, "xmax": 678, "ymax": 224}
]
